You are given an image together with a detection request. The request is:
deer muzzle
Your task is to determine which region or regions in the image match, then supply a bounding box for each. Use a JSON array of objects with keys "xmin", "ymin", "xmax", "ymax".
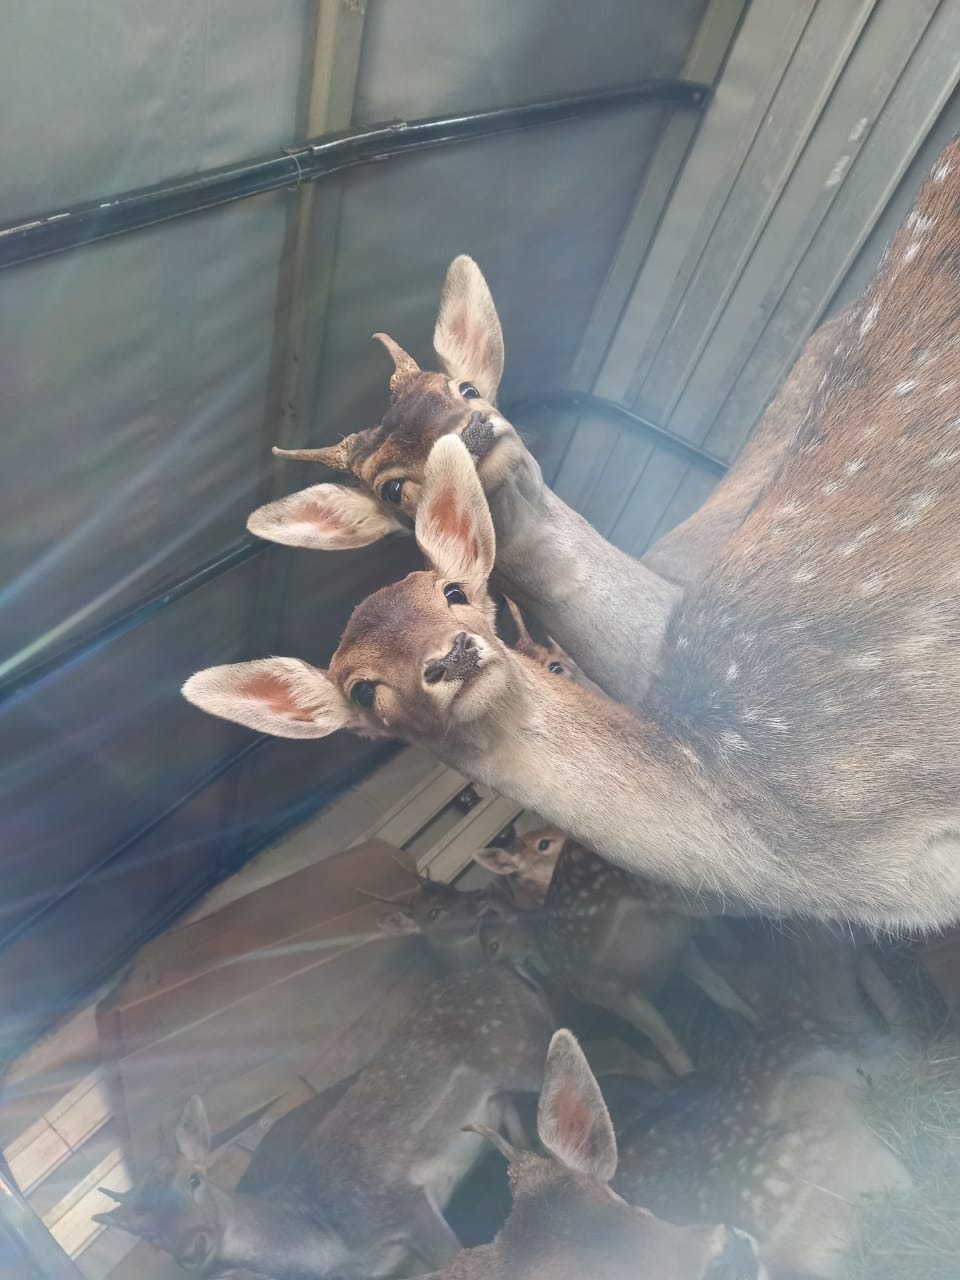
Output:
[{"xmin": 424, "ymin": 632, "xmax": 480, "ymax": 684}]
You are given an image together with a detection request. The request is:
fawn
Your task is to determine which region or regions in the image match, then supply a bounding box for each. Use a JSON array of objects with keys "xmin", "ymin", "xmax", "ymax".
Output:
[
  {"xmin": 479, "ymin": 834, "xmax": 756, "ymax": 1076},
  {"xmin": 247, "ymin": 253, "xmax": 845, "ymax": 704},
  {"xmin": 612, "ymin": 1027, "xmax": 911, "ymax": 1280},
  {"xmin": 93, "ymin": 966, "xmax": 553, "ymax": 1278},
  {"xmin": 473, "ymin": 824, "xmax": 565, "ymax": 907},
  {"xmin": 184, "ymin": 137, "xmax": 960, "ymax": 930},
  {"xmin": 420, "ymin": 1029, "xmax": 765, "ymax": 1280}
]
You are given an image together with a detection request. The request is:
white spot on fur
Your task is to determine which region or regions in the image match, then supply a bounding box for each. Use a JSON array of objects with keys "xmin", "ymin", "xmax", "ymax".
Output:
[
  {"xmin": 822, "ymin": 480, "xmax": 841, "ymax": 496},
  {"xmin": 845, "ymin": 458, "xmax": 866, "ymax": 475},
  {"xmin": 792, "ymin": 565, "xmax": 817, "ymax": 584},
  {"xmin": 719, "ymin": 730, "xmax": 749, "ymax": 753},
  {"xmin": 726, "ymin": 661, "xmax": 739, "ymax": 682},
  {"xmin": 778, "ymin": 499, "xmax": 805, "ymax": 519},
  {"xmin": 676, "ymin": 634, "xmax": 689, "ymax": 650},
  {"xmin": 858, "ymin": 303, "xmax": 878, "ymax": 338},
  {"xmin": 904, "ymin": 242, "xmax": 921, "ymax": 263},
  {"xmin": 896, "ymin": 491, "xmax": 936, "ymax": 529},
  {"xmin": 859, "ymin": 573, "xmax": 884, "ymax": 598},
  {"xmin": 936, "ymin": 381, "xmax": 957, "ymax": 397},
  {"xmin": 742, "ymin": 708, "xmax": 760, "ymax": 724},
  {"xmin": 777, "ymin": 1153, "xmax": 794, "ymax": 1170},
  {"xmin": 893, "ymin": 379, "xmax": 917, "ymax": 397},
  {"xmin": 839, "ymin": 524, "xmax": 878, "ymax": 556},
  {"xmin": 933, "ymin": 160, "xmax": 953, "ymax": 184},
  {"xmin": 765, "ymin": 1178, "xmax": 791, "ymax": 1197},
  {"xmin": 927, "ymin": 447, "xmax": 960, "ymax": 467},
  {"xmin": 766, "ymin": 717, "xmax": 789, "ymax": 732},
  {"xmin": 850, "ymin": 652, "xmax": 882, "ymax": 670}
]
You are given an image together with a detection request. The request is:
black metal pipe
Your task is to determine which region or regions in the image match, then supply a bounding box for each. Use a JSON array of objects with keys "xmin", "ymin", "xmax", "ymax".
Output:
[
  {"xmin": 0, "ymin": 79, "xmax": 710, "ymax": 270},
  {"xmin": 0, "ymin": 540, "xmax": 265, "ymax": 705},
  {"xmin": 505, "ymin": 390, "xmax": 729, "ymax": 476}
]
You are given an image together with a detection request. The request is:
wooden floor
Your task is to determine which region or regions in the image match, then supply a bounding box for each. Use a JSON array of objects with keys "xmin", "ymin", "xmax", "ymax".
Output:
[{"xmin": 0, "ymin": 746, "xmax": 537, "ymax": 1278}]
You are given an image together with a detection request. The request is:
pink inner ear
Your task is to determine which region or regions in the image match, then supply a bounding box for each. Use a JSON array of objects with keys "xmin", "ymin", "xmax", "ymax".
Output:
[
  {"xmin": 428, "ymin": 490, "xmax": 473, "ymax": 546},
  {"xmin": 553, "ymin": 1079, "xmax": 595, "ymax": 1157},
  {"xmin": 449, "ymin": 307, "xmax": 469, "ymax": 345},
  {"xmin": 292, "ymin": 494, "xmax": 338, "ymax": 531},
  {"xmin": 243, "ymin": 673, "xmax": 314, "ymax": 722}
]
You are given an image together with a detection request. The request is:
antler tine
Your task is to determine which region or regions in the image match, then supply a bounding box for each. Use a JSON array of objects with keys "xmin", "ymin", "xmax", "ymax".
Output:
[
  {"xmin": 355, "ymin": 886, "xmax": 415, "ymax": 907},
  {"xmin": 372, "ymin": 332, "xmax": 421, "ymax": 397},
  {"xmin": 503, "ymin": 596, "xmax": 533, "ymax": 647},
  {"xmin": 98, "ymin": 1186, "xmax": 131, "ymax": 1203},
  {"xmin": 463, "ymin": 1123, "xmax": 519, "ymax": 1163}
]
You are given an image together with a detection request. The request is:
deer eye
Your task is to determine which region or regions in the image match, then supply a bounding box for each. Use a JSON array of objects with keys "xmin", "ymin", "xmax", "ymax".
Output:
[
  {"xmin": 459, "ymin": 382, "xmax": 481, "ymax": 400},
  {"xmin": 427, "ymin": 907, "xmax": 442, "ymax": 921},
  {"xmin": 548, "ymin": 662, "xmax": 565, "ymax": 675},
  {"xmin": 189, "ymin": 1173, "xmax": 202, "ymax": 1192},
  {"xmin": 380, "ymin": 478, "xmax": 404, "ymax": 505},
  {"xmin": 444, "ymin": 584, "xmax": 469, "ymax": 605},
  {"xmin": 487, "ymin": 939, "xmax": 501, "ymax": 955},
  {"xmin": 537, "ymin": 838, "xmax": 551, "ymax": 852},
  {"xmin": 350, "ymin": 680, "xmax": 377, "ymax": 708}
]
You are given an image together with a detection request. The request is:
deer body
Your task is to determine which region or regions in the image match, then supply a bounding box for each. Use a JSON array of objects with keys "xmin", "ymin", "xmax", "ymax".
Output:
[
  {"xmin": 614, "ymin": 1030, "xmax": 911, "ymax": 1280},
  {"xmin": 481, "ymin": 836, "xmax": 756, "ymax": 1074},
  {"xmin": 95, "ymin": 967, "xmax": 553, "ymax": 1278}
]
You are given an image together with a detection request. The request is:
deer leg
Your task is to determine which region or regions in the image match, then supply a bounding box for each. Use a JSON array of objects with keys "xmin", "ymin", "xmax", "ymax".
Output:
[
  {"xmin": 406, "ymin": 1191, "xmax": 461, "ymax": 1269},
  {"xmin": 581, "ymin": 1038, "xmax": 672, "ymax": 1088},
  {"xmin": 856, "ymin": 951, "xmax": 907, "ymax": 1027},
  {"xmin": 574, "ymin": 983, "xmax": 694, "ymax": 1075},
  {"xmin": 679, "ymin": 941, "xmax": 758, "ymax": 1026}
]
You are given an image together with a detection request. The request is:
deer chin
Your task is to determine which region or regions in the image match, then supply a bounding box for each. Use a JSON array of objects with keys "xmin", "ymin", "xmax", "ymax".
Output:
[{"xmin": 421, "ymin": 641, "xmax": 508, "ymax": 722}]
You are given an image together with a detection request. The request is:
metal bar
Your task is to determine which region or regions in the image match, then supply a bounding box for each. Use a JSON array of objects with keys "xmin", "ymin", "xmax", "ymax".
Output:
[
  {"xmin": 506, "ymin": 391, "xmax": 728, "ymax": 476},
  {"xmin": 0, "ymin": 79, "xmax": 710, "ymax": 270},
  {"xmin": 0, "ymin": 1157, "xmax": 84, "ymax": 1280},
  {"xmin": 0, "ymin": 540, "xmax": 265, "ymax": 703}
]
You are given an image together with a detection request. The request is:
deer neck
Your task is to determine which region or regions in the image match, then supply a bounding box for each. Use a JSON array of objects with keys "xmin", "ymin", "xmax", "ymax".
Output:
[
  {"xmin": 486, "ymin": 458, "xmax": 679, "ymax": 703},
  {"xmin": 446, "ymin": 659, "xmax": 771, "ymax": 906},
  {"xmin": 214, "ymin": 1185, "xmax": 346, "ymax": 1279}
]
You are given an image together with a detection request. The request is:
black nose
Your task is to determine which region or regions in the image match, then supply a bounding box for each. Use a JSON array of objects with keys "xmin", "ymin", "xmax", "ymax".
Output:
[
  {"xmin": 424, "ymin": 632, "xmax": 479, "ymax": 684},
  {"xmin": 461, "ymin": 411, "xmax": 494, "ymax": 460}
]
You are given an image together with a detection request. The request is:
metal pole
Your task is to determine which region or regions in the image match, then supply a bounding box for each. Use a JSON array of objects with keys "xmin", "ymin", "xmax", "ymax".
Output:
[
  {"xmin": 0, "ymin": 79, "xmax": 710, "ymax": 269},
  {"xmin": 0, "ymin": 1156, "xmax": 85, "ymax": 1279}
]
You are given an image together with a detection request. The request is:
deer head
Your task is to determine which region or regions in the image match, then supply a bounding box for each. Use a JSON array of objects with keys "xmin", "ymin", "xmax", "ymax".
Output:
[
  {"xmin": 502, "ymin": 599, "xmax": 601, "ymax": 692},
  {"xmin": 431, "ymin": 1030, "xmax": 764, "ymax": 1280},
  {"xmin": 184, "ymin": 433, "xmax": 532, "ymax": 757},
  {"xmin": 92, "ymin": 1095, "xmax": 224, "ymax": 1271},
  {"xmin": 247, "ymin": 256, "xmax": 530, "ymax": 552},
  {"xmin": 373, "ymin": 875, "xmax": 512, "ymax": 972},
  {"xmin": 474, "ymin": 826, "xmax": 566, "ymax": 906}
]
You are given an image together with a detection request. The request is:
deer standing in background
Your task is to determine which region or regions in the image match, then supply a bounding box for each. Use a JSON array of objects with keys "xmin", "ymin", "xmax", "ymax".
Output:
[
  {"xmin": 479, "ymin": 834, "xmax": 756, "ymax": 1075},
  {"xmin": 501, "ymin": 596, "xmax": 603, "ymax": 693},
  {"xmin": 247, "ymin": 250, "xmax": 847, "ymax": 704},
  {"xmin": 419, "ymin": 1030, "xmax": 765, "ymax": 1280},
  {"xmin": 93, "ymin": 967, "xmax": 552, "ymax": 1278},
  {"xmin": 611, "ymin": 1028, "xmax": 911, "ymax": 1280}
]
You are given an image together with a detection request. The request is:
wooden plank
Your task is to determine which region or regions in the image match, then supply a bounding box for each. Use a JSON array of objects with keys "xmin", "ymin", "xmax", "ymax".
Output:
[{"xmin": 5, "ymin": 1069, "xmax": 111, "ymax": 1196}]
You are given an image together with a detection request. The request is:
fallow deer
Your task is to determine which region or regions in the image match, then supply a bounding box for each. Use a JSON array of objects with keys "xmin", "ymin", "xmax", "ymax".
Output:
[
  {"xmin": 501, "ymin": 596, "xmax": 603, "ymax": 693},
  {"xmin": 612, "ymin": 1027, "xmax": 911, "ymax": 1280},
  {"xmin": 93, "ymin": 966, "xmax": 553, "ymax": 1278},
  {"xmin": 247, "ymin": 253, "xmax": 847, "ymax": 704},
  {"xmin": 184, "ymin": 138, "xmax": 960, "ymax": 931},
  {"xmin": 473, "ymin": 825, "xmax": 566, "ymax": 907},
  {"xmin": 419, "ymin": 1029, "xmax": 766, "ymax": 1280},
  {"xmin": 479, "ymin": 835, "xmax": 757, "ymax": 1075},
  {"xmin": 371, "ymin": 871, "xmax": 671, "ymax": 1089}
]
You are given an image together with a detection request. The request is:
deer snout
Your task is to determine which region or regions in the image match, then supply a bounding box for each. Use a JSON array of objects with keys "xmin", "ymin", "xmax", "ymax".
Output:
[
  {"xmin": 460, "ymin": 410, "xmax": 495, "ymax": 460},
  {"xmin": 424, "ymin": 632, "xmax": 480, "ymax": 684}
]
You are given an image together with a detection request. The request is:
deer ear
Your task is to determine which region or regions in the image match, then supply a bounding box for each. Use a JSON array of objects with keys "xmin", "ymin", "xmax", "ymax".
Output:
[
  {"xmin": 537, "ymin": 1030, "xmax": 618, "ymax": 1183},
  {"xmin": 434, "ymin": 255, "xmax": 505, "ymax": 403},
  {"xmin": 473, "ymin": 847, "xmax": 522, "ymax": 876},
  {"xmin": 415, "ymin": 435, "xmax": 495, "ymax": 589},
  {"xmin": 175, "ymin": 1096, "xmax": 211, "ymax": 1166},
  {"xmin": 377, "ymin": 909, "xmax": 419, "ymax": 935},
  {"xmin": 182, "ymin": 658, "xmax": 365, "ymax": 740},
  {"xmin": 247, "ymin": 484, "xmax": 405, "ymax": 551}
]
